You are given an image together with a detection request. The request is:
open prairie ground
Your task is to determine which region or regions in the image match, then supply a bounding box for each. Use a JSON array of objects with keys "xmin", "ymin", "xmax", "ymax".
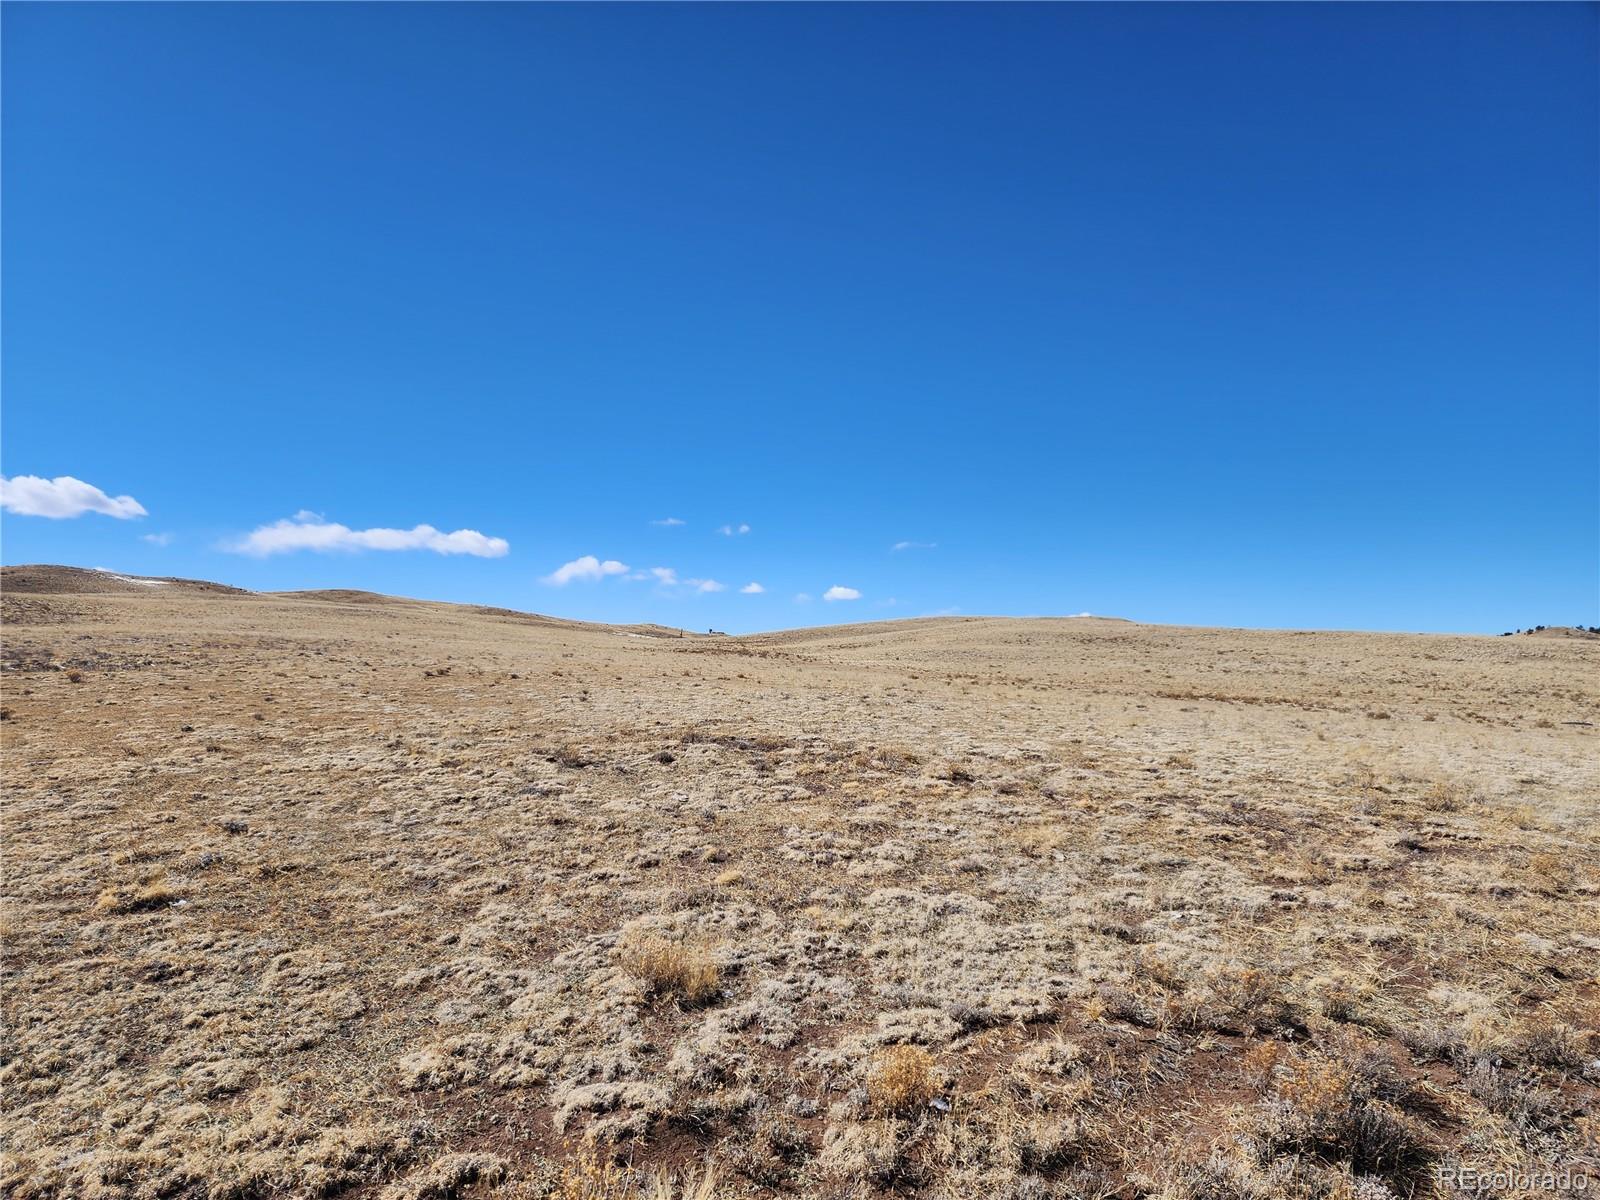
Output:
[{"xmin": 2, "ymin": 567, "xmax": 1596, "ymax": 1200}]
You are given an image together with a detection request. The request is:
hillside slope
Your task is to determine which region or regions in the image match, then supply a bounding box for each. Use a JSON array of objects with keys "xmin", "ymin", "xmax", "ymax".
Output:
[{"xmin": 2, "ymin": 577, "xmax": 1596, "ymax": 1198}]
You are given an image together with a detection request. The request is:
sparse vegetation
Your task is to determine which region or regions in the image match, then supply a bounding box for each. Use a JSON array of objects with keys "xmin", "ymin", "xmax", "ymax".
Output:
[
  {"xmin": 618, "ymin": 933, "xmax": 721, "ymax": 1006},
  {"xmin": 91, "ymin": 873, "xmax": 182, "ymax": 915},
  {"xmin": 1, "ymin": 565, "xmax": 1595, "ymax": 1198},
  {"xmin": 866, "ymin": 1045, "xmax": 939, "ymax": 1115}
]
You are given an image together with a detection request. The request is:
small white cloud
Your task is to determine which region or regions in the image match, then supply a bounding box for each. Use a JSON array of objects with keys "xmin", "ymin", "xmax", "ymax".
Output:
[
  {"xmin": 740, "ymin": 582, "xmax": 765, "ymax": 594},
  {"xmin": 141, "ymin": 532, "xmax": 174, "ymax": 547},
  {"xmin": 630, "ymin": 565, "xmax": 724, "ymax": 594},
  {"xmin": 793, "ymin": 592, "xmax": 812, "ymax": 604},
  {"xmin": 717, "ymin": 522, "xmax": 751, "ymax": 536},
  {"xmin": 877, "ymin": 597, "xmax": 898, "ymax": 607},
  {"xmin": 0, "ymin": 474, "xmax": 147, "ymax": 520},
  {"xmin": 891, "ymin": 540, "xmax": 936, "ymax": 552},
  {"xmin": 543, "ymin": 555, "xmax": 628, "ymax": 585},
  {"xmin": 231, "ymin": 513, "xmax": 509, "ymax": 558},
  {"xmin": 651, "ymin": 517, "xmax": 685, "ymax": 527},
  {"xmin": 823, "ymin": 585, "xmax": 861, "ymax": 602}
]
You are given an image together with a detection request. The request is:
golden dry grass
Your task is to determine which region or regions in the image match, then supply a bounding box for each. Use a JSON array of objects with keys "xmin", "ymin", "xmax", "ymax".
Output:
[
  {"xmin": 1, "ymin": 565, "xmax": 1597, "ymax": 1198},
  {"xmin": 865, "ymin": 1046, "xmax": 938, "ymax": 1116},
  {"xmin": 619, "ymin": 934, "xmax": 721, "ymax": 1007}
]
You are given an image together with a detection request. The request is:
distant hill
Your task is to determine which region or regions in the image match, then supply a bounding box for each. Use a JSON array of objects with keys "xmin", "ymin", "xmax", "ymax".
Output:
[
  {"xmin": 1, "ymin": 564, "xmax": 249, "ymax": 596},
  {"xmin": 1502, "ymin": 625, "xmax": 1600, "ymax": 640},
  {"xmin": 272, "ymin": 588, "xmax": 405, "ymax": 605}
]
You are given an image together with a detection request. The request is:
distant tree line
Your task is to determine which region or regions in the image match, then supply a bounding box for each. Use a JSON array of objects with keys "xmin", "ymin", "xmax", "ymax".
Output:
[{"xmin": 1499, "ymin": 624, "xmax": 1600, "ymax": 636}]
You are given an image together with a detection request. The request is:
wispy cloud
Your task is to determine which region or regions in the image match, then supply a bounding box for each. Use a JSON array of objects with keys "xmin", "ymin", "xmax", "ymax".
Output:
[
  {"xmin": 650, "ymin": 517, "xmax": 685, "ymax": 527},
  {"xmin": 793, "ymin": 592, "xmax": 812, "ymax": 604},
  {"xmin": 740, "ymin": 582, "xmax": 765, "ymax": 594},
  {"xmin": 141, "ymin": 532, "xmax": 174, "ymax": 547},
  {"xmin": 823, "ymin": 585, "xmax": 861, "ymax": 602},
  {"xmin": 717, "ymin": 522, "xmax": 751, "ymax": 536},
  {"xmin": 231, "ymin": 512, "xmax": 508, "ymax": 557},
  {"xmin": 891, "ymin": 540, "xmax": 936, "ymax": 552},
  {"xmin": 0, "ymin": 474, "xmax": 147, "ymax": 520},
  {"xmin": 629, "ymin": 565, "xmax": 725, "ymax": 594},
  {"xmin": 543, "ymin": 554, "xmax": 628, "ymax": 584}
]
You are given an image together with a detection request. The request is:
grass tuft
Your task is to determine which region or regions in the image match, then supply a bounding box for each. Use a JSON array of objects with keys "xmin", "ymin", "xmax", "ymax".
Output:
[
  {"xmin": 866, "ymin": 1045, "xmax": 939, "ymax": 1115},
  {"xmin": 618, "ymin": 934, "xmax": 720, "ymax": 1007}
]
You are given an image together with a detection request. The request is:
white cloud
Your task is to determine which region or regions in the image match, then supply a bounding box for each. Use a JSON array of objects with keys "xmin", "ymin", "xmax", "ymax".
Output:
[
  {"xmin": 740, "ymin": 582, "xmax": 765, "ymax": 594},
  {"xmin": 717, "ymin": 522, "xmax": 751, "ymax": 536},
  {"xmin": 231, "ymin": 513, "xmax": 509, "ymax": 558},
  {"xmin": 543, "ymin": 554, "xmax": 628, "ymax": 584},
  {"xmin": 0, "ymin": 474, "xmax": 147, "ymax": 520},
  {"xmin": 794, "ymin": 592, "xmax": 812, "ymax": 604},
  {"xmin": 628, "ymin": 565, "xmax": 724, "ymax": 594},
  {"xmin": 651, "ymin": 517, "xmax": 685, "ymax": 527},
  {"xmin": 823, "ymin": 585, "xmax": 861, "ymax": 602},
  {"xmin": 142, "ymin": 532, "xmax": 174, "ymax": 547},
  {"xmin": 892, "ymin": 540, "xmax": 936, "ymax": 552}
]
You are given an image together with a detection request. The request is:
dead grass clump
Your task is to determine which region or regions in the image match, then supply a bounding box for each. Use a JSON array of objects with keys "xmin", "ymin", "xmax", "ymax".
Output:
[
  {"xmin": 1421, "ymin": 780, "xmax": 1468, "ymax": 812},
  {"xmin": 934, "ymin": 760, "xmax": 976, "ymax": 784},
  {"xmin": 1154, "ymin": 1150, "xmax": 1284, "ymax": 1200},
  {"xmin": 1309, "ymin": 971, "xmax": 1377, "ymax": 1025},
  {"xmin": 1464, "ymin": 1060, "xmax": 1567, "ymax": 1134},
  {"xmin": 382, "ymin": 1152, "xmax": 504, "ymax": 1200},
  {"xmin": 1008, "ymin": 1115, "xmax": 1084, "ymax": 1173},
  {"xmin": 555, "ymin": 1155, "xmax": 725, "ymax": 1200},
  {"xmin": 618, "ymin": 934, "xmax": 720, "ymax": 1007},
  {"xmin": 1015, "ymin": 823, "xmax": 1067, "ymax": 858},
  {"xmin": 677, "ymin": 727, "xmax": 789, "ymax": 753},
  {"xmin": 817, "ymin": 1121, "xmax": 920, "ymax": 1191},
  {"xmin": 1240, "ymin": 1040, "xmax": 1286, "ymax": 1091},
  {"xmin": 551, "ymin": 742, "xmax": 592, "ymax": 768},
  {"xmin": 554, "ymin": 1155, "xmax": 631, "ymax": 1200},
  {"xmin": 725, "ymin": 1117, "xmax": 810, "ymax": 1187},
  {"xmin": 857, "ymin": 744, "xmax": 920, "ymax": 771},
  {"xmin": 866, "ymin": 1045, "xmax": 939, "ymax": 1115},
  {"xmin": 1253, "ymin": 1051, "xmax": 1437, "ymax": 1177},
  {"xmin": 92, "ymin": 873, "xmax": 182, "ymax": 915},
  {"xmin": 1510, "ymin": 1017, "xmax": 1591, "ymax": 1071},
  {"xmin": 1182, "ymin": 966, "xmax": 1296, "ymax": 1034}
]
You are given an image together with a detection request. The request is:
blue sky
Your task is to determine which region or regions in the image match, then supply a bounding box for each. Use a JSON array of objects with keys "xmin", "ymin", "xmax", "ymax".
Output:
[{"xmin": 3, "ymin": 3, "xmax": 1595, "ymax": 634}]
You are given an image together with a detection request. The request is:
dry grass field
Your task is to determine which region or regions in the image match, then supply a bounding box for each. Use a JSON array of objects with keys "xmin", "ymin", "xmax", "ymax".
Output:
[{"xmin": 2, "ymin": 565, "xmax": 1596, "ymax": 1200}]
